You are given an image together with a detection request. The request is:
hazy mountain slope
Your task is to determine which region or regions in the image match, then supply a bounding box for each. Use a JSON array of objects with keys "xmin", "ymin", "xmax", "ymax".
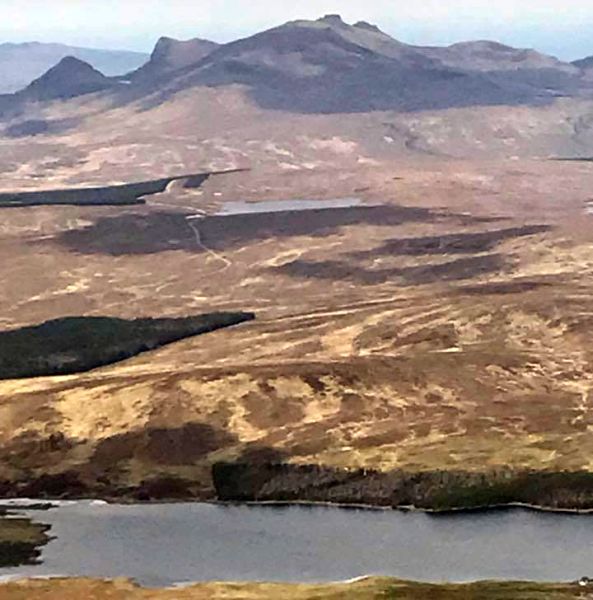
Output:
[
  {"xmin": 0, "ymin": 42, "xmax": 147, "ymax": 93},
  {"xmin": 573, "ymin": 56, "xmax": 593, "ymax": 70},
  {"xmin": 572, "ymin": 56, "xmax": 593, "ymax": 84},
  {"xmin": 418, "ymin": 40, "xmax": 585, "ymax": 97},
  {"xmin": 129, "ymin": 36, "xmax": 218, "ymax": 82},
  {"xmin": 421, "ymin": 40, "xmax": 577, "ymax": 72},
  {"xmin": 0, "ymin": 57, "xmax": 119, "ymax": 121},
  {"xmin": 4, "ymin": 84, "xmax": 593, "ymax": 188}
]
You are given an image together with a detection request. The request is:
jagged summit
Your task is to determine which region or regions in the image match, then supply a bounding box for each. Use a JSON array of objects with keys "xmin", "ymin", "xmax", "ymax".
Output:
[
  {"xmin": 573, "ymin": 55, "xmax": 593, "ymax": 70},
  {"xmin": 449, "ymin": 40, "xmax": 516, "ymax": 52},
  {"xmin": 354, "ymin": 21, "xmax": 383, "ymax": 33},
  {"xmin": 318, "ymin": 14, "xmax": 347, "ymax": 26},
  {"xmin": 50, "ymin": 55, "xmax": 94, "ymax": 70},
  {"xmin": 129, "ymin": 35, "xmax": 219, "ymax": 82},
  {"xmin": 151, "ymin": 36, "xmax": 218, "ymax": 66}
]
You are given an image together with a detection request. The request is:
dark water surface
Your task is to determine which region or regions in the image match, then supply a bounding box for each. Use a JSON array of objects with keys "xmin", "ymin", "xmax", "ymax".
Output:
[{"xmin": 1, "ymin": 502, "xmax": 592, "ymax": 587}]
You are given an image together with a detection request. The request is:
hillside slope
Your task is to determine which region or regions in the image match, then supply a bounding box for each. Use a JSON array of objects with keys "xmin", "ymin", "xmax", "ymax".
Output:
[{"xmin": 0, "ymin": 160, "xmax": 593, "ymax": 505}]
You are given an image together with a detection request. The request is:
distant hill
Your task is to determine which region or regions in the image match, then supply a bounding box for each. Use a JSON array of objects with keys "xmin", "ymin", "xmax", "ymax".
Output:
[
  {"xmin": 22, "ymin": 56, "xmax": 115, "ymax": 102},
  {"xmin": 0, "ymin": 41, "xmax": 148, "ymax": 93},
  {"xmin": 572, "ymin": 56, "xmax": 593, "ymax": 70},
  {"xmin": 418, "ymin": 40, "xmax": 583, "ymax": 97},
  {"xmin": 0, "ymin": 56, "xmax": 121, "ymax": 119},
  {"xmin": 0, "ymin": 56, "xmax": 123, "ymax": 120},
  {"xmin": 421, "ymin": 40, "xmax": 577, "ymax": 72}
]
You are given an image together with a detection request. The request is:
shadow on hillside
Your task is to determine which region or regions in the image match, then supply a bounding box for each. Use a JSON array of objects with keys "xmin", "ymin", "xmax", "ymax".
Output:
[
  {"xmin": 3, "ymin": 117, "xmax": 81, "ymax": 138},
  {"xmin": 271, "ymin": 225, "xmax": 552, "ymax": 285},
  {"xmin": 56, "ymin": 205, "xmax": 437, "ymax": 255},
  {"xmin": 91, "ymin": 423, "xmax": 239, "ymax": 469},
  {"xmin": 274, "ymin": 254, "xmax": 506, "ymax": 285},
  {"xmin": 348, "ymin": 225, "xmax": 551, "ymax": 259}
]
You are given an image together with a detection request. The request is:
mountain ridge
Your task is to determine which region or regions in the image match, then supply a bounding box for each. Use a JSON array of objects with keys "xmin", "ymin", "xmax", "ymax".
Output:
[
  {"xmin": 4, "ymin": 15, "xmax": 593, "ymax": 115},
  {"xmin": 146, "ymin": 15, "xmax": 579, "ymax": 113}
]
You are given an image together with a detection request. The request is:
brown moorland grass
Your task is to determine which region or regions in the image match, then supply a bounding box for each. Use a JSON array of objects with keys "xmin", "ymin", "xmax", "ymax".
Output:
[
  {"xmin": 0, "ymin": 578, "xmax": 584, "ymax": 600},
  {"xmin": 1, "ymin": 159, "xmax": 593, "ymax": 504}
]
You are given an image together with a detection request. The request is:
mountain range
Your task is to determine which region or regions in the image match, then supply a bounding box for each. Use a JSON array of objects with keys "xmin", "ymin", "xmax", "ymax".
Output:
[
  {"xmin": 4, "ymin": 14, "xmax": 593, "ymax": 166},
  {"xmin": 4, "ymin": 15, "xmax": 593, "ymax": 114}
]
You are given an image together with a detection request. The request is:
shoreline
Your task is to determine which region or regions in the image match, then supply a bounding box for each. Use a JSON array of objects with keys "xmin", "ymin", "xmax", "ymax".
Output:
[
  {"xmin": 217, "ymin": 498, "xmax": 593, "ymax": 515},
  {"xmin": 0, "ymin": 573, "xmax": 583, "ymax": 587},
  {"xmin": 8, "ymin": 496, "xmax": 593, "ymax": 517},
  {"xmin": 8, "ymin": 463, "xmax": 593, "ymax": 515}
]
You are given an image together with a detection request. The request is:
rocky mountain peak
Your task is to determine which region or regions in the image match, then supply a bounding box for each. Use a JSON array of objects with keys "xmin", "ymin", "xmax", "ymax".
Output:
[
  {"xmin": 353, "ymin": 21, "xmax": 382, "ymax": 33},
  {"xmin": 130, "ymin": 35, "xmax": 219, "ymax": 82},
  {"xmin": 318, "ymin": 14, "xmax": 347, "ymax": 27}
]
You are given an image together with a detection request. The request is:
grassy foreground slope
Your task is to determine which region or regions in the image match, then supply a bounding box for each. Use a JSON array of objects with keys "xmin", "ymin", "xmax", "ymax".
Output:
[
  {"xmin": 0, "ymin": 578, "xmax": 583, "ymax": 599},
  {"xmin": 2, "ymin": 161, "xmax": 593, "ymax": 504}
]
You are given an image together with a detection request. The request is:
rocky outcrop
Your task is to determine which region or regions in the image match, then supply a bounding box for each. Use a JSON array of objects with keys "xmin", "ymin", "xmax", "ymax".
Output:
[
  {"xmin": 4, "ymin": 463, "xmax": 593, "ymax": 512},
  {"xmin": 129, "ymin": 36, "xmax": 218, "ymax": 83}
]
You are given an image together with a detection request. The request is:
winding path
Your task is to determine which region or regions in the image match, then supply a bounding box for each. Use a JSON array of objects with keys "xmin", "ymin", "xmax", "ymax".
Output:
[
  {"xmin": 147, "ymin": 200, "xmax": 232, "ymax": 270},
  {"xmin": 186, "ymin": 214, "xmax": 232, "ymax": 269}
]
